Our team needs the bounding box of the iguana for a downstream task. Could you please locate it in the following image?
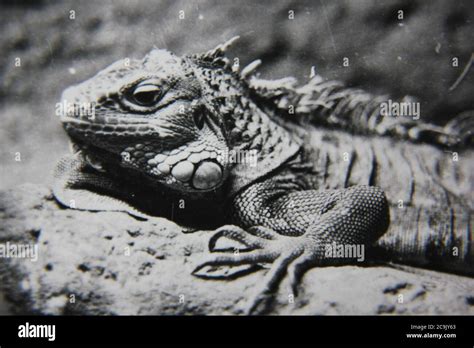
[53,37,473,314]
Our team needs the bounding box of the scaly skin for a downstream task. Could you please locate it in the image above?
[53,37,472,314]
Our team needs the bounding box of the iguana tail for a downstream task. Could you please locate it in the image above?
[372,205,474,277]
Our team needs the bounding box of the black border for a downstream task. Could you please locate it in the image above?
[0,315,472,346]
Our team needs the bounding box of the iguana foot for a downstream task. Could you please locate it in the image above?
[193,225,325,315]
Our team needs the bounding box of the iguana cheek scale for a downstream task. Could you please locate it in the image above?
[53,37,473,314]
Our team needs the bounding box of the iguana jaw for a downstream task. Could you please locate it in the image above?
[62,111,231,195]
[68,137,230,196]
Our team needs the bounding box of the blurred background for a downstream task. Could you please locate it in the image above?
[0,0,473,190]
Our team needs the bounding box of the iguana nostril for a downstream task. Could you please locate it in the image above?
[192,161,222,190]
[193,112,205,130]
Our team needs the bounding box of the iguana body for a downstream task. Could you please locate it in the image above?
[53,38,473,314]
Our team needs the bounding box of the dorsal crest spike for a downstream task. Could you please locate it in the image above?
[202,36,240,60]
[241,59,261,79]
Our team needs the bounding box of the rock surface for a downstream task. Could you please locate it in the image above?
[1,184,473,315]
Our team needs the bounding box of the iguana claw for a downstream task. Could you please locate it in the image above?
[193,225,325,315]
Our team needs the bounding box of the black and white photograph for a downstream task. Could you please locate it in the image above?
[0,0,473,345]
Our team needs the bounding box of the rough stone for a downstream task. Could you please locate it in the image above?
[0,184,472,315]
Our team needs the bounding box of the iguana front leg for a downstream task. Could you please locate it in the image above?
[194,179,390,314]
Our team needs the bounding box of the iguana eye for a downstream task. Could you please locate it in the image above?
[130,84,161,106]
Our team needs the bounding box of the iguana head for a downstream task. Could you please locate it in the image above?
[59,37,250,193]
